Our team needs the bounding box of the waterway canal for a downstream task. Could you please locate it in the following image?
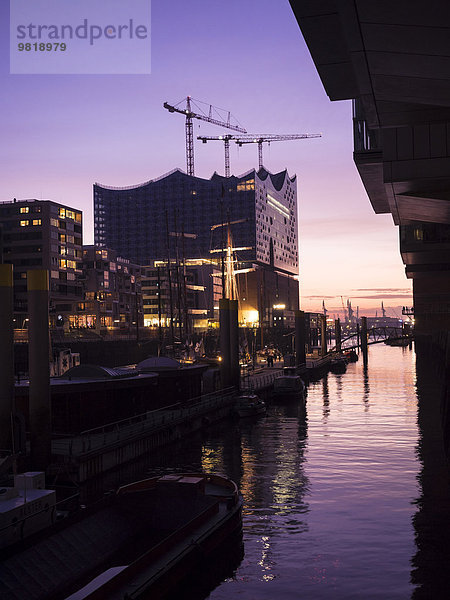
[144,343,450,599]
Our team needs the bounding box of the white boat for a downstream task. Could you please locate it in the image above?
[234,393,266,418]
[0,471,57,550]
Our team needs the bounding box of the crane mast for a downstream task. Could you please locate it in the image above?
[198,132,322,174]
[163,97,246,176]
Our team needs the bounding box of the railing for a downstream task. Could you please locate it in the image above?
[352,99,381,152]
[240,369,283,391]
[52,388,236,457]
[0,491,80,547]
[331,326,410,351]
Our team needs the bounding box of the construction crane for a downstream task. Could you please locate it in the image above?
[198,134,235,177]
[197,132,322,175]
[163,97,246,177]
[340,296,347,323]
[235,133,322,169]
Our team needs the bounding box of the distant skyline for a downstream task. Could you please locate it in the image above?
[0,0,412,316]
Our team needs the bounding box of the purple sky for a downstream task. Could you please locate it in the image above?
[0,0,412,317]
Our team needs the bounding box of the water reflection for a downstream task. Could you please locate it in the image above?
[209,345,421,599]
[362,362,369,410]
[322,372,330,422]
[411,347,450,599]
[79,344,450,599]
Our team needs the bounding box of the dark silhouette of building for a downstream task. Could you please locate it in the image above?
[290,0,450,335]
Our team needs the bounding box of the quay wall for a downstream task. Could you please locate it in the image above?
[51,391,235,485]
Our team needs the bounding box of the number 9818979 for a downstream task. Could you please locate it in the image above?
[18,42,67,51]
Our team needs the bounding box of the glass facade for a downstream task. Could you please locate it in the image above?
[93,167,299,277]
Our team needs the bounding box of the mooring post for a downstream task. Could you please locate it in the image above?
[219,298,231,389]
[229,299,240,390]
[28,270,51,471]
[295,310,306,366]
[361,316,368,365]
[356,322,361,352]
[321,314,327,357]
[335,318,341,352]
[0,264,14,453]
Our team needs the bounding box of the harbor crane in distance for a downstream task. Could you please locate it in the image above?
[163,97,246,177]
[341,296,347,323]
[197,132,322,175]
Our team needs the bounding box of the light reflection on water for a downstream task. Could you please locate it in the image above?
[201,344,449,600]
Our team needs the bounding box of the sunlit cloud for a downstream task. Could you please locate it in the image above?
[351,288,412,300]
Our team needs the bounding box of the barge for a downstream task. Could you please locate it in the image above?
[0,473,243,600]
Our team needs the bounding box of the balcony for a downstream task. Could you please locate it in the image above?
[352,100,390,214]
[400,223,450,277]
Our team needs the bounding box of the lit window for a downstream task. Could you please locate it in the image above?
[59,208,66,218]
[59,259,67,268]
[20,220,29,227]
[67,260,76,269]
[32,219,41,226]
[66,210,75,220]
[414,227,423,242]
[51,218,59,227]
[20,207,29,214]
[75,213,82,223]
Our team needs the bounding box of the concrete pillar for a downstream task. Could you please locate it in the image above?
[361,316,368,365]
[321,314,327,357]
[294,310,306,366]
[219,298,231,389]
[229,299,240,390]
[28,270,51,471]
[335,318,341,352]
[0,264,14,453]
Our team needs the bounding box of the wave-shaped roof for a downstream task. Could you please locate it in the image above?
[95,167,296,192]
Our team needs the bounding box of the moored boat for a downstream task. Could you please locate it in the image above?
[234,393,266,418]
[344,349,358,362]
[272,368,306,400]
[384,337,410,347]
[0,473,243,600]
[330,354,348,374]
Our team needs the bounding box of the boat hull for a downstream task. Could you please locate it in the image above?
[0,474,243,600]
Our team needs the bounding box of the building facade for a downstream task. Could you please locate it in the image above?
[290,0,450,334]
[94,167,300,328]
[74,246,143,331]
[0,199,83,326]
[141,259,218,331]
